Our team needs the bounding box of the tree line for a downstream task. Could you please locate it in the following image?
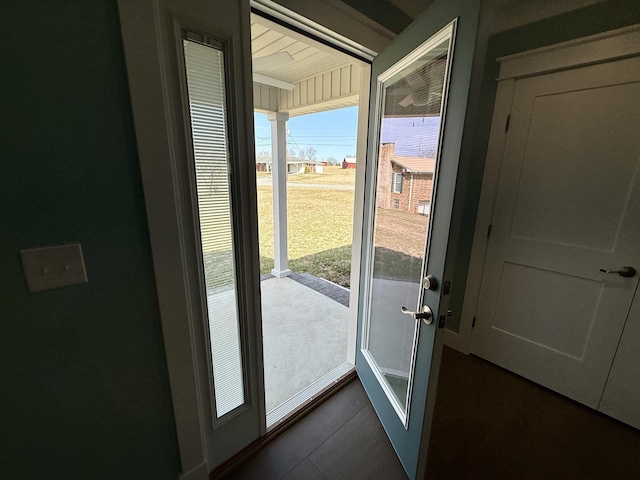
[255,146,343,165]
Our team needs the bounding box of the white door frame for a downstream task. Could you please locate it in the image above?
[455,24,640,354]
[118,1,376,478]
[348,63,372,364]
[118,2,264,478]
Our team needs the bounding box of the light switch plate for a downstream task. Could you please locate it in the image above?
[21,243,88,292]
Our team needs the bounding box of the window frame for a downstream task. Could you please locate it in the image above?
[392,172,404,193]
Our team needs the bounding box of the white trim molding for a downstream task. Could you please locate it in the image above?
[251,0,381,60]
[117,1,209,475]
[497,24,640,80]
[179,462,209,480]
[455,78,515,355]
[253,73,296,90]
[347,62,371,366]
[443,328,460,351]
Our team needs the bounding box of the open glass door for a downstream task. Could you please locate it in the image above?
[356,1,481,478]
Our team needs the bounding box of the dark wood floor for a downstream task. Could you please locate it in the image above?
[224,378,406,480]
[427,347,640,479]
[225,347,640,479]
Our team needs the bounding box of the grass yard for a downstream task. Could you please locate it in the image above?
[371,208,429,282]
[283,165,356,185]
[256,182,428,287]
[202,167,427,290]
[257,185,355,287]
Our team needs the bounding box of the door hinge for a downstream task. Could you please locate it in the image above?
[487,224,492,238]
[505,114,511,133]
[472,316,476,328]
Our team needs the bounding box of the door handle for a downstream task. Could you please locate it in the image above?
[401,305,433,325]
[599,266,637,278]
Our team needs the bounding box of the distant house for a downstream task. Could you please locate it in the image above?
[256,157,324,174]
[342,156,357,169]
[376,143,434,215]
[287,157,324,174]
[256,159,271,172]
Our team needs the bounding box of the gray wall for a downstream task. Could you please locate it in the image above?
[0,1,181,478]
[447,0,640,332]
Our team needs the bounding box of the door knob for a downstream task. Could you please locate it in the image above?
[401,305,433,325]
[599,266,636,278]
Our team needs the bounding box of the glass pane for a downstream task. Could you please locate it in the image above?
[364,37,451,415]
[183,39,245,418]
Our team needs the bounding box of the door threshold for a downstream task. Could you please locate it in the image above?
[267,361,355,429]
[210,364,356,479]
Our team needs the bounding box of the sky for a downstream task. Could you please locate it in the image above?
[254,106,442,161]
[254,107,359,161]
[381,116,441,158]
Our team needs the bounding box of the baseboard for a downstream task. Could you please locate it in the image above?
[444,328,461,351]
[180,462,208,480]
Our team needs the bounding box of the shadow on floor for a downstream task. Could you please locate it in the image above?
[224,347,640,479]
[427,347,640,480]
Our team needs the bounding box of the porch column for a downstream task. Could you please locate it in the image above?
[267,111,291,278]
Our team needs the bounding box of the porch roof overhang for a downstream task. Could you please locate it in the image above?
[251,13,368,117]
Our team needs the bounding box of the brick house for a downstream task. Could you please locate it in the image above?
[376,143,434,215]
[342,156,357,169]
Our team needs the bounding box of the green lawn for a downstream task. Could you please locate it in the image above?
[257,185,355,287]
[286,165,356,185]
[202,167,425,290]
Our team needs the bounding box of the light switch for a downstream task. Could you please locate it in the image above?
[21,243,88,292]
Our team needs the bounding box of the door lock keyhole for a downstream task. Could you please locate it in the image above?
[422,274,438,291]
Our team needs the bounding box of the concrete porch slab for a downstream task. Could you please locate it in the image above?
[261,276,349,412]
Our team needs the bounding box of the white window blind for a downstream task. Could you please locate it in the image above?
[183,39,245,418]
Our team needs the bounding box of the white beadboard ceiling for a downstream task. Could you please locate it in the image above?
[251,14,355,84]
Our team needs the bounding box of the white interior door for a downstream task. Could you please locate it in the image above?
[472,55,640,408]
[118,1,264,478]
[356,0,482,478]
